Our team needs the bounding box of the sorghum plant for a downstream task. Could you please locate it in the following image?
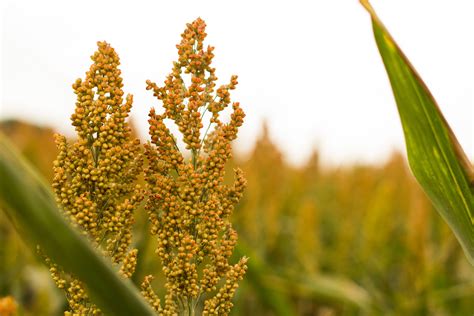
[47,41,143,315]
[143,18,248,315]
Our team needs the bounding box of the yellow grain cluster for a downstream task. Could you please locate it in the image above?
[143,18,247,315]
[48,41,143,315]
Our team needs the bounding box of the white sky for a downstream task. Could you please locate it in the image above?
[1,0,473,166]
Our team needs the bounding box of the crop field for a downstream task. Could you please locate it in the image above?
[1,2,473,315]
[1,119,472,315]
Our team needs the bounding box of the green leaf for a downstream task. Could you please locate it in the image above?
[361,1,474,264]
[263,273,371,311]
[0,133,155,316]
[235,241,371,313]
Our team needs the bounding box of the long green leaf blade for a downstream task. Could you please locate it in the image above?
[361,1,474,264]
[263,273,371,311]
[0,133,155,315]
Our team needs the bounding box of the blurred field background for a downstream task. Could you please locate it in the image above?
[1,119,473,316]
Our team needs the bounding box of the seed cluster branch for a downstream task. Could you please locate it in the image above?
[44,18,247,316]
[47,42,144,315]
[143,18,248,316]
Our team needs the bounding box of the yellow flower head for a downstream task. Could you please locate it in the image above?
[144,18,247,315]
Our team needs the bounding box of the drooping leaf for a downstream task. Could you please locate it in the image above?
[0,133,155,316]
[264,272,371,311]
[361,1,474,264]
[235,241,371,313]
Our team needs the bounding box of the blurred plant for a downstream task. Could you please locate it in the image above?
[143,18,248,315]
[46,41,144,314]
[0,296,17,316]
[231,122,473,315]
[235,122,288,255]
[0,121,57,180]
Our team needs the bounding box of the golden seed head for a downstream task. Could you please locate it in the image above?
[145,18,247,313]
[49,41,143,315]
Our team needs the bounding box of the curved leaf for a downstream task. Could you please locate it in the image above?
[263,273,371,311]
[361,1,474,264]
[0,133,155,315]
[235,241,371,313]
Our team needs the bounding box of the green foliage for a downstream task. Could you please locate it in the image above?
[362,0,474,264]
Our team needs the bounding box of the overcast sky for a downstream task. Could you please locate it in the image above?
[1,0,473,166]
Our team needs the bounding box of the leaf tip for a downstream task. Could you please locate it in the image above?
[359,0,374,15]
